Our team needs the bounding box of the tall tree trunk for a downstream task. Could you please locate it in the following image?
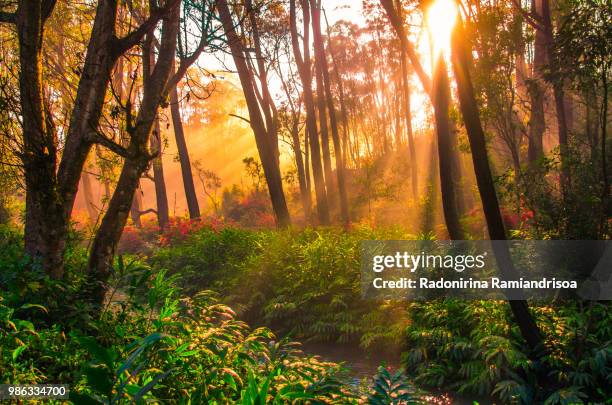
[130,185,143,227]
[400,50,418,197]
[432,56,464,240]
[322,8,352,171]
[114,55,143,228]
[170,85,200,219]
[450,119,467,215]
[88,3,181,305]
[291,120,312,221]
[527,0,546,164]
[314,58,335,209]
[151,118,170,229]
[16,0,66,279]
[218,0,291,227]
[450,17,545,354]
[310,0,349,226]
[543,0,570,193]
[421,140,439,234]
[289,0,329,224]
[601,70,609,237]
[89,156,151,305]
[304,125,312,196]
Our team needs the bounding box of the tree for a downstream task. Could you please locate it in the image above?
[85,0,217,304]
[194,161,221,214]
[289,0,330,225]
[432,55,464,240]
[275,59,313,220]
[380,0,464,239]
[0,0,181,279]
[310,0,350,227]
[450,13,544,355]
[171,84,200,219]
[217,0,291,228]
[151,117,170,229]
[88,2,182,305]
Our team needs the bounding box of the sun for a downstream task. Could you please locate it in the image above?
[426,0,458,57]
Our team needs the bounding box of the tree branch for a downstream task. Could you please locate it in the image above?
[510,0,545,32]
[229,113,251,124]
[114,0,181,56]
[42,0,57,22]
[379,0,432,97]
[90,133,131,158]
[138,208,157,216]
[165,34,208,92]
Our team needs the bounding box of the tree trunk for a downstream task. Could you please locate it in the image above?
[432,56,464,240]
[218,0,291,227]
[151,118,170,229]
[602,72,608,193]
[170,85,200,219]
[15,0,66,279]
[114,55,143,228]
[310,0,349,227]
[130,185,143,227]
[539,0,570,192]
[450,18,545,354]
[322,8,352,174]
[527,0,546,164]
[314,55,336,208]
[88,3,181,305]
[400,49,418,197]
[89,156,151,305]
[304,124,312,196]
[291,120,312,221]
[289,0,330,224]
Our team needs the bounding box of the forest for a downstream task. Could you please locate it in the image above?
[0,0,610,403]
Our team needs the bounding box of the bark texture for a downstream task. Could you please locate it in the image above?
[450,18,544,354]
[88,3,181,305]
[218,0,291,227]
[289,0,330,224]
[170,85,200,219]
[310,0,349,227]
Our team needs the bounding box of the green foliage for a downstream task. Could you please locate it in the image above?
[1,242,356,403]
[497,146,610,239]
[153,226,411,350]
[151,227,259,293]
[403,300,612,404]
[367,366,421,405]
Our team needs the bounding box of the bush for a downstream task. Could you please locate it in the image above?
[1,254,361,403]
[151,226,259,293]
[402,299,612,404]
[151,225,412,350]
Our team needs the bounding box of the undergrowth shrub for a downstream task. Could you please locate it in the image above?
[151,227,259,293]
[1,246,361,403]
[403,299,612,404]
[150,225,412,350]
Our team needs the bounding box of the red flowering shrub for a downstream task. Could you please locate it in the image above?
[118,225,150,254]
[159,216,229,246]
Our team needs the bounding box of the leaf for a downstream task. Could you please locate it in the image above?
[20,303,48,313]
[12,344,27,360]
[133,369,174,401]
[83,365,114,397]
[77,336,115,369]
